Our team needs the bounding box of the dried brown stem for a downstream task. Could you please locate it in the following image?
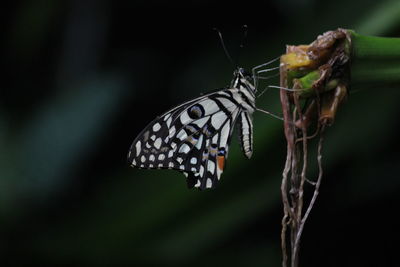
[279,29,349,267]
[291,95,308,267]
[280,61,294,267]
[281,152,291,267]
[293,127,325,260]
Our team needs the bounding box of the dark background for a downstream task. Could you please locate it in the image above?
[2,0,400,266]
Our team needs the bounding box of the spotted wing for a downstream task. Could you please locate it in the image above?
[127,89,243,190]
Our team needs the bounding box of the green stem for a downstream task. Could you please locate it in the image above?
[350,31,400,86]
[350,31,400,59]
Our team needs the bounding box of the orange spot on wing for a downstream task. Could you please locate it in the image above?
[217,156,225,170]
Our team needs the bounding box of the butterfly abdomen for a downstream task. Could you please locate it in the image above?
[238,111,254,159]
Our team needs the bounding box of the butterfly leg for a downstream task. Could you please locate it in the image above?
[252,56,281,89]
[256,108,284,121]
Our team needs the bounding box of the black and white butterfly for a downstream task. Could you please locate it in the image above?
[127,66,268,190]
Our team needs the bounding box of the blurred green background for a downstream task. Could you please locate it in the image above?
[1,0,400,266]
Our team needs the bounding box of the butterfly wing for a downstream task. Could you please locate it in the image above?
[127,89,243,189]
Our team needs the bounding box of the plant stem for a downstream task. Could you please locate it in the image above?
[279,29,400,267]
[350,31,400,59]
[350,31,400,86]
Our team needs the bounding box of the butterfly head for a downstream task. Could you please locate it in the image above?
[231,67,256,94]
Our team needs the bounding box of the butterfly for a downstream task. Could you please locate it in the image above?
[127,67,258,190]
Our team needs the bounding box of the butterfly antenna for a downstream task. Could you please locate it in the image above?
[239,25,248,49]
[235,24,248,64]
[214,28,235,67]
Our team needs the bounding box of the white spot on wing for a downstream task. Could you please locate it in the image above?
[166,116,172,127]
[190,157,197,164]
[192,117,209,128]
[207,160,215,174]
[149,154,155,161]
[206,178,212,188]
[164,113,171,121]
[219,121,230,147]
[141,155,146,163]
[178,144,190,154]
[212,134,219,143]
[199,165,204,177]
[169,126,176,138]
[176,129,187,141]
[168,150,174,158]
[211,113,227,129]
[152,123,161,132]
[199,99,219,115]
[154,138,162,149]
[180,111,191,124]
[135,141,141,157]
[158,154,165,161]
[195,134,203,149]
